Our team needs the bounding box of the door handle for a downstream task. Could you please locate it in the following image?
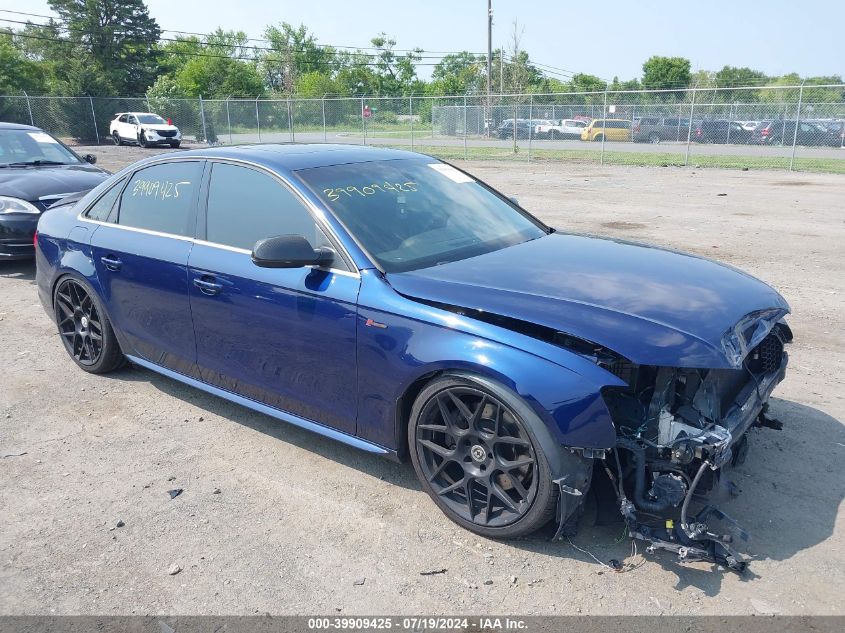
[193,277,222,296]
[100,255,122,271]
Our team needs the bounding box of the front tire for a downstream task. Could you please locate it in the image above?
[169,140,181,148]
[408,375,558,538]
[54,277,124,374]
[648,133,661,144]
[138,131,148,148]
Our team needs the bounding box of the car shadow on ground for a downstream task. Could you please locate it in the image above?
[0,260,35,281]
[109,362,844,594]
[110,363,421,491]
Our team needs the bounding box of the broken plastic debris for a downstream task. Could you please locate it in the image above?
[419,569,447,576]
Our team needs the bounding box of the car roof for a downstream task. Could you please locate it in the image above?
[137,143,429,172]
[114,112,160,117]
[0,121,42,131]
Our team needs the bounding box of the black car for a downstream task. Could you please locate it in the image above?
[0,123,109,260]
[753,120,837,146]
[496,119,534,139]
[692,120,754,144]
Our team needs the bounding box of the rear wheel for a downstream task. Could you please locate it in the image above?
[408,375,558,538]
[648,133,661,144]
[593,134,604,142]
[54,277,124,374]
[111,131,122,146]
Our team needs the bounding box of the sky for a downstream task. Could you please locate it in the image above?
[14,0,845,81]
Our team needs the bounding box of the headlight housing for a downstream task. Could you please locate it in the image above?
[0,196,40,214]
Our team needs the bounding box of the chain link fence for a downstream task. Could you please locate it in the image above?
[2,85,843,173]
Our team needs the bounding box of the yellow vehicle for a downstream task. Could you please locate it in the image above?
[580,118,632,142]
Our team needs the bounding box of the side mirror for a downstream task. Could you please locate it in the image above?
[251,234,334,269]
[83,154,97,164]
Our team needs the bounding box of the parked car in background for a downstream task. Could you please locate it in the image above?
[496,119,536,139]
[827,120,845,146]
[753,120,835,146]
[35,144,791,573]
[0,123,108,260]
[632,117,691,143]
[692,120,754,144]
[531,119,555,135]
[580,119,631,142]
[809,120,845,146]
[536,119,588,139]
[109,112,182,148]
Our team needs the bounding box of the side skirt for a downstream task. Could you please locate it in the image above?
[125,354,392,457]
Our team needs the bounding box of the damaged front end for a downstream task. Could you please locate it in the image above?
[592,321,792,572]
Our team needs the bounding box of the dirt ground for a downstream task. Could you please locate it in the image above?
[1,144,843,616]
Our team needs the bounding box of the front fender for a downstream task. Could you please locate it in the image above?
[355,271,621,451]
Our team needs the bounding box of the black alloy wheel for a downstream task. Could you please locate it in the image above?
[410,377,557,537]
[54,278,124,373]
[112,131,122,146]
[55,278,103,366]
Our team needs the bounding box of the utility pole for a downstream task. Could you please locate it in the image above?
[500,47,504,93]
[487,1,492,98]
[487,0,492,137]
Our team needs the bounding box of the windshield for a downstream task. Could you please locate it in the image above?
[137,114,167,124]
[297,159,548,273]
[0,129,81,166]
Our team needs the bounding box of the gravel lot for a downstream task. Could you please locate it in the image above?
[1,144,843,616]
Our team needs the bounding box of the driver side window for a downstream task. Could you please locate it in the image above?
[204,163,350,271]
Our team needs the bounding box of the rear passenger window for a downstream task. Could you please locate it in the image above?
[84,177,126,221]
[118,161,202,236]
[205,163,343,266]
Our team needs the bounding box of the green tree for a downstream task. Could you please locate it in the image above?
[641,56,691,90]
[713,66,767,102]
[0,33,45,94]
[262,23,335,94]
[569,73,606,93]
[47,0,161,95]
[369,33,423,95]
[154,31,265,98]
[431,52,484,94]
[295,71,344,97]
[334,50,378,95]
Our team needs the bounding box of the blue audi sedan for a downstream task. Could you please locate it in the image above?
[35,145,790,570]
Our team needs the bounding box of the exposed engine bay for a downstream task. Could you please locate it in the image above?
[559,321,793,572]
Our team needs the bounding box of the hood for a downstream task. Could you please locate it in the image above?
[386,233,789,369]
[0,164,109,205]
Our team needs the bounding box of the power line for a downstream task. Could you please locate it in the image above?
[0,28,455,68]
[0,9,488,57]
[0,10,600,82]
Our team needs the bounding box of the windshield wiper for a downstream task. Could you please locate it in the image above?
[7,160,70,167]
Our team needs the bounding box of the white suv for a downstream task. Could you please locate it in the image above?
[109,112,182,148]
